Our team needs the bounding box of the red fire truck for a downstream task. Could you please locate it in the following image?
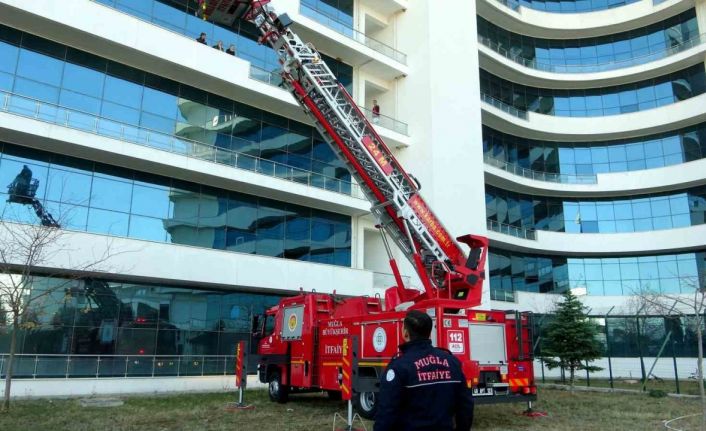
[216,0,537,419]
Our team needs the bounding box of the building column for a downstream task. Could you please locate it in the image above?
[696,0,706,70]
[394,1,490,305]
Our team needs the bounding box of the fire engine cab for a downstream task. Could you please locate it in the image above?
[206,0,537,420]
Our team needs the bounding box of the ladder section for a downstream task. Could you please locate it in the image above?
[242,4,487,304]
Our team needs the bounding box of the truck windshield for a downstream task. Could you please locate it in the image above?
[264,314,276,336]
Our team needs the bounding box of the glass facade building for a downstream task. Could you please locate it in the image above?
[483,124,706,176]
[0,275,283,377]
[94,0,354,91]
[490,249,706,296]
[506,0,640,13]
[486,184,706,234]
[479,65,706,116]
[0,24,354,189]
[0,142,352,266]
[301,0,354,26]
[478,10,698,70]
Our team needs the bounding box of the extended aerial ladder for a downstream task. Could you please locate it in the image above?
[6,165,60,228]
[222,0,488,306]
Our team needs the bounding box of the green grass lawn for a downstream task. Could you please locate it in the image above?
[0,388,701,431]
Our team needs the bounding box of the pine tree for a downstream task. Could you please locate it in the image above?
[541,290,603,390]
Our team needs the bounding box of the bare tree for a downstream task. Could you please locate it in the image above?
[635,273,706,431]
[0,215,129,412]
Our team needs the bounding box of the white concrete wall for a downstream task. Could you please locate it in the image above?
[0,0,409,148]
[477,0,694,38]
[394,0,490,304]
[485,157,706,198]
[488,224,706,256]
[483,93,706,142]
[535,358,705,382]
[491,290,701,316]
[1,375,265,399]
[0,222,375,297]
[0,111,370,217]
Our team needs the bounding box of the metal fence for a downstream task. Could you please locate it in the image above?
[480,93,529,119]
[533,313,706,395]
[487,219,537,240]
[484,154,598,184]
[478,33,706,74]
[0,354,238,379]
[299,4,407,64]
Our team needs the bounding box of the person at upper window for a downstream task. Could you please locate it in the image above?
[213,40,225,51]
[196,32,207,44]
[226,44,237,56]
[372,100,380,124]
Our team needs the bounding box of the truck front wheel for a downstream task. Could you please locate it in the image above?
[268,371,289,403]
[352,391,377,420]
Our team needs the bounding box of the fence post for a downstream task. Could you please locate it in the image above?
[541,360,545,383]
[604,307,615,389]
[672,337,680,394]
[635,316,647,391]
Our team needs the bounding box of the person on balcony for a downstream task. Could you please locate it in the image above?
[372,100,380,124]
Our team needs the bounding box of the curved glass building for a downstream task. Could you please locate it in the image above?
[0,0,703,396]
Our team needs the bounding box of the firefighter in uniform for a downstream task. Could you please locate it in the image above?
[374,310,474,431]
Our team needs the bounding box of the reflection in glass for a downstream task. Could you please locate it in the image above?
[486,185,706,234]
[480,64,706,117]
[491,250,706,297]
[0,141,352,267]
[484,124,706,176]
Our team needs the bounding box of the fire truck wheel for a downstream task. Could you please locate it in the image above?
[268,371,289,403]
[352,391,377,420]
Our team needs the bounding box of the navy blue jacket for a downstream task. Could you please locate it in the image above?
[373,339,474,431]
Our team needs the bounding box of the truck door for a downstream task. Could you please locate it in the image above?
[282,305,310,388]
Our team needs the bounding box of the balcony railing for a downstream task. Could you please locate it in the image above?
[249,65,284,87]
[487,219,537,240]
[249,65,409,136]
[484,154,598,184]
[490,289,517,302]
[0,91,364,199]
[299,4,407,65]
[493,0,521,10]
[358,106,409,136]
[0,354,238,379]
[480,93,528,119]
[491,0,640,13]
[479,34,706,74]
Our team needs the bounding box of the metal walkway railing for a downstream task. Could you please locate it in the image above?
[0,91,364,199]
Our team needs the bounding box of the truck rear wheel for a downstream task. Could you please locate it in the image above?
[268,371,289,403]
[352,391,377,420]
